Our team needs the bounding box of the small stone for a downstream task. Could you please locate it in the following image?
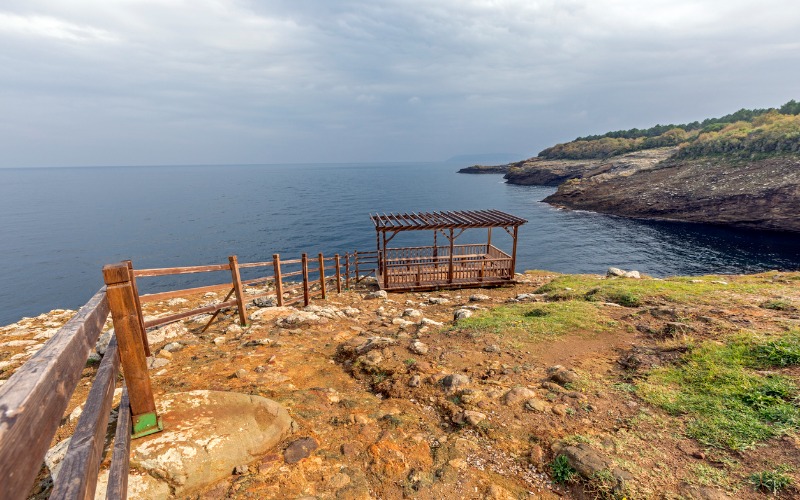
[213,336,226,346]
[419,318,443,327]
[157,349,173,360]
[453,309,473,321]
[343,307,360,317]
[69,405,83,423]
[469,294,490,302]
[403,309,423,318]
[484,344,500,353]
[234,368,249,379]
[233,464,249,475]
[243,338,273,347]
[284,437,318,464]
[441,374,470,391]
[365,290,388,300]
[552,404,568,416]
[408,375,421,387]
[548,366,580,386]
[340,443,357,456]
[167,297,189,306]
[146,357,170,370]
[328,472,351,489]
[409,341,429,355]
[252,296,278,308]
[163,342,184,352]
[428,297,450,305]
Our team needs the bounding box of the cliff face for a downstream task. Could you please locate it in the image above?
[542,154,800,232]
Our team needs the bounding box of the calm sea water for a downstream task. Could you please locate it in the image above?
[1,162,799,325]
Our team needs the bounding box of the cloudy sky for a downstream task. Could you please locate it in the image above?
[1,0,799,167]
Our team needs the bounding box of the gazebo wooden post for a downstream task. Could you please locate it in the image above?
[382,231,388,289]
[487,228,492,251]
[433,230,438,272]
[510,226,519,278]
[448,228,455,283]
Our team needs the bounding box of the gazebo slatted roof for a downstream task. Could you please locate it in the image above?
[371,210,527,232]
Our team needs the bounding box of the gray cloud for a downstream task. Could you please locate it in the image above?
[1,0,798,166]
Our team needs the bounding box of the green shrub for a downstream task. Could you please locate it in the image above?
[549,455,577,484]
[748,467,793,494]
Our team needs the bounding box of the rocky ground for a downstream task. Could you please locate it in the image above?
[3,270,800,499]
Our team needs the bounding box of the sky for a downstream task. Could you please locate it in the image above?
[1,0,799,167]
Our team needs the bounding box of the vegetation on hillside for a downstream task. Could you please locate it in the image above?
[539,100,800,160]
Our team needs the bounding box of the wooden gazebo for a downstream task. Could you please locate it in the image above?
[371,210,527,291]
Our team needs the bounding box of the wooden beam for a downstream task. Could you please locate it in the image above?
[138,282,231,303]
[106,386,131,500]
[228,255,247,326]
[144,299,237,329]
[102,263,158,433]
[318,253,326,300]
[125,261,150,357]
[133,263,230,277]
[200,288,236,333]
[335,254,342,293]
[0,288,108,500]
[51,337,120,500]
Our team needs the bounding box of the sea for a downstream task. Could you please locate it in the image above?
[1,162,799,325]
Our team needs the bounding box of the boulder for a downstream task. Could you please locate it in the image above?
[276,311,322,328]
[469,294,490,302]
[365,290,388,300]
[130,391,292,496]
[95,330,114,356]
[442,374,470,392]
[148,322,188,345]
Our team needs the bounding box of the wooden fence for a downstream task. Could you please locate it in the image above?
[0,249,381,499]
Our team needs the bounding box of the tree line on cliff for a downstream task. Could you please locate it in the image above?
[539,100,800,160]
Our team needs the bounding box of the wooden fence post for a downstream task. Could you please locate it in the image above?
[344,252,350,289]
[301,254,310,306]
[228,255,247,326]
[102,263,161,439]
[318,253,326,300]
[273,254,284,307]
[124,260,150,357]
[334,254,342,293]
[354,250,360,283]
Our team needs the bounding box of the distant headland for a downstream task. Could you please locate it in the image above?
[460,100,800,233]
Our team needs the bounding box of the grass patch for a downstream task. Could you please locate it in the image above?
[748,466,793,495]
[637,331,800,450]
[760,299,797,312]
[535,274,778,307]
[456,301,614,339]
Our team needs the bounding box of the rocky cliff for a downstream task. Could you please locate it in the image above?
[542,154,800,232]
